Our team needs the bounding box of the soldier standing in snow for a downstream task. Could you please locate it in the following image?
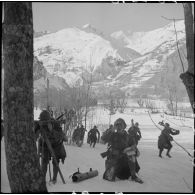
[72,124,86,147]
[102,118,143,183]
[158,122,180,158]
[72,125,80,144]
[128,119,142,145]
[35,110,67,184]
[80,124,87,142]
[87,125,100,148]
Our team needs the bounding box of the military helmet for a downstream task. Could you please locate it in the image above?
[39,110,51,121]
[165,123,170,127]
[114,118,127,129]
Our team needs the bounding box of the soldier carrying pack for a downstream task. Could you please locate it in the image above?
[158,121,180,158]
[102,118,143,184]
[35,110,67,184]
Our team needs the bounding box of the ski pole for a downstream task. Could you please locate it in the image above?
[173,139,193,158]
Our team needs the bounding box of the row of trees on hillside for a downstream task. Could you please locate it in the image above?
[137,95,186,116]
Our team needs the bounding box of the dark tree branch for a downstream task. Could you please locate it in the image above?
[161,16,185,72]
[173,19,185,73]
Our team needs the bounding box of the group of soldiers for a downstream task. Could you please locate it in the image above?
[100,118,179,184]
[1,109,180,185]
[72,124,100,148]
[34,110,102,184]
[101,118,143,183]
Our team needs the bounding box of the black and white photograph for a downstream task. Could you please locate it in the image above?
[1,1,194,193]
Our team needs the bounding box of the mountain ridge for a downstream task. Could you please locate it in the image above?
[33,20,188,100]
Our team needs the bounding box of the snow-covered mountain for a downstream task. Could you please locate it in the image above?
[109,20,187,97]
[111,20,185,55]
[33,56,69,93]
[82,24,141,61]
[33,20,188,99]
[34,26,126,87]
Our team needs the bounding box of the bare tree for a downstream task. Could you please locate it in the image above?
[116,97,127,113]
[70,86,84,125]
[104,92,118,125]
[66,77,97,143]
[144,99,158,113]
[83,74,93,129]
[3,2,47,192]
[83,53,95,129]
[164,62,181,116]
[166,84,179,115]
[137,96,144,108]
[180,3,194,113]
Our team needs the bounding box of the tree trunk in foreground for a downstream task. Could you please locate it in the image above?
[180,3,194,113]
[3,2,47,192]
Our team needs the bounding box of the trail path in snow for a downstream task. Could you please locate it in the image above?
[1,136,193,193]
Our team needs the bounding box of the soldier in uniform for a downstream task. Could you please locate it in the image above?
[79,124,87,142]
[158,122,180,158]
[102,118,143,183]
[87,125,100,148]
[128,119,142,145]
[72,125,80,144]
[72,125,86,147]
[101,124,114,146]
[35,110,67,184]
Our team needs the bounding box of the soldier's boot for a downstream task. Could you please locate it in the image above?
[103,166,116,181]
[166,148,172,158]
[103,159,116,182]
[128,160,143,184]
[131,175,144,184]
[52,162,59,184]
[159,149,163,158]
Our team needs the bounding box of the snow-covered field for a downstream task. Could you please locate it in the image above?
[1,110,194,193]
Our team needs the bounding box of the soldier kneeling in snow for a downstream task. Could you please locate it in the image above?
[35,110,67,184]
[102,118,143,184]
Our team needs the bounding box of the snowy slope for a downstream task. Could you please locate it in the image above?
[34,27,122,76]
[111,30,132,46]
[33,56,69,93]
[82,24,141,61]
[111,20,185,55]
[105,20,187,95]
[34,20,187,98]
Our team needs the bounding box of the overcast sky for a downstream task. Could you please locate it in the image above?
[33,2,184,34]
